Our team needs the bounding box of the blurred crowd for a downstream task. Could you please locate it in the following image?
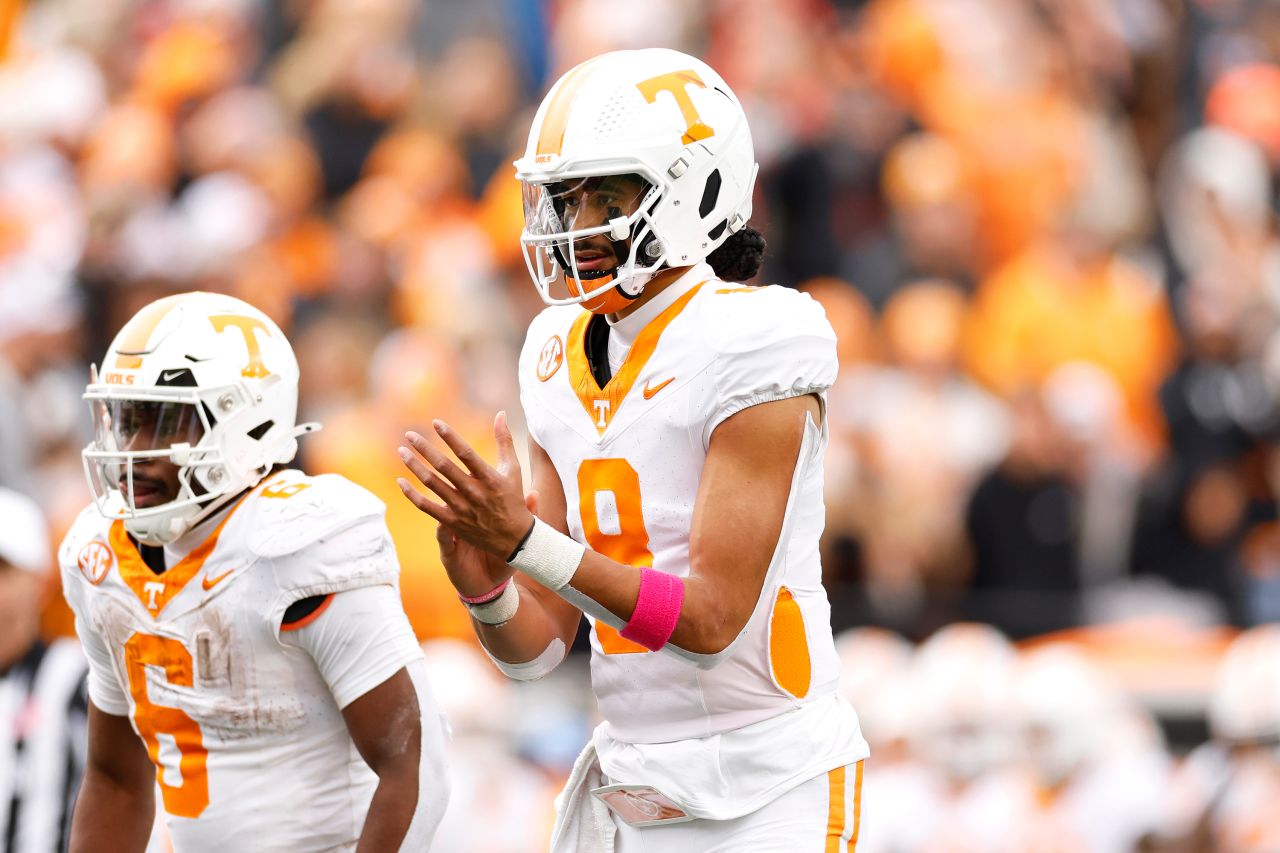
[2,0,1280,848]
[837,622,1280,853]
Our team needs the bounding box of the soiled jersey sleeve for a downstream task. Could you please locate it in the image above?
[71,611,130,715]
[60,551,130,716]
[280,584,424,709]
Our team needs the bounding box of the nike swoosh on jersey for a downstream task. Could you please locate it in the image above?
[201,568,235,591]
[642,377,675,400]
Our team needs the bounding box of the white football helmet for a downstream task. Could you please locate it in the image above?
[82,291,317,545]
[1011,645,1116,786]
[514,48,758,314]
[1208,625,1280,746]
[834,627,915,750]
[910,623,1018,783]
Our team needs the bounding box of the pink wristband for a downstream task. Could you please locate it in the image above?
[619,567,685,651]
[458,578,512,605]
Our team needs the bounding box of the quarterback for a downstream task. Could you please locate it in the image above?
[399,48,868,850]
[61,293,448,852]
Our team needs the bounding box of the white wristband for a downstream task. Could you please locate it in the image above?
[507,518,585,591]
[467,581,519,625]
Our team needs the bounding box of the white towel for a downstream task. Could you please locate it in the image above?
[550,737,617,853]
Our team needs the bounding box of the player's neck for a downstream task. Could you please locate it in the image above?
[608,266,692,322]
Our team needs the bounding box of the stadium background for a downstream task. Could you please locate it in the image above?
[1,0,1280,849]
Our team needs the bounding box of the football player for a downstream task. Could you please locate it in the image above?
[398,48,868,850]
[1160,626,1280,851]
[61,292,449,852]
[1004,645,1168,853]
[893,623,1022,852]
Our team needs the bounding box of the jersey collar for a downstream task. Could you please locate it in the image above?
[605,262,713,350]
[567,274,708,437]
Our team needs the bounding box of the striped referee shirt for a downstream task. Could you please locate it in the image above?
[0,639,88,853]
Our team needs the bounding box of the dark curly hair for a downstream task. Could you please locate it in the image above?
[706,225,766,282]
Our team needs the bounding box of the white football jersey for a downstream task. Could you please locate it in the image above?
[60,470,419,852]
[1185,750,1280,852]
[518,262,867,817]
[1003,757,1168,853]
[856,760,934,853]
[891,770,1024,853]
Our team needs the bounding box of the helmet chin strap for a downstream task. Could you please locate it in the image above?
[559,235,664,314]
[125,504,201,547]
[570,272,639,315]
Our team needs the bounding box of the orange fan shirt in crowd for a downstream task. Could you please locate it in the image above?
[923,85,1084,266]
[132,21,239,114]
[306,332,498,643]
[863,0,1089,266]
[964,244,1178,452]
[859,0,946,113]
[1206,63,1280,164]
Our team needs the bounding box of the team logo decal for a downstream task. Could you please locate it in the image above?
[537,335,564,382]
[209,314,273,378]
[78,541,114,585]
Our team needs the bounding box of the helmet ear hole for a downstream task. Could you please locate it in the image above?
[639,233,663,260]
[247,420,274,440]
[699,169,722,218]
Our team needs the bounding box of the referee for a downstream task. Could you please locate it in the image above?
[0,488,88,853]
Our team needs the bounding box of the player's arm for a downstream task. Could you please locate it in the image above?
[343,667,426,853]
[644,393,820,653]
[399,394,818,660]
[69,702,156,853]
[558,394,817,656]
[282,583,449,850]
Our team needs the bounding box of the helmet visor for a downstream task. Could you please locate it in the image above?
[92,398,206,454]
[522,173,653,237]
[521,173,661,304]
[84,397,208,510]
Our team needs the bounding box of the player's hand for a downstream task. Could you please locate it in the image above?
[433,491,538,599]
[397,411,536,560]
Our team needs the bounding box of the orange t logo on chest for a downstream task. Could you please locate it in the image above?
[593,399,611,428]
[637,70,715,145]
[209,315,272,378]
[143,580,165,610]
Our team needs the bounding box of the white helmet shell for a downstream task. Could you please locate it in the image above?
[1012,645,1116,786]
[834,627,915,749]
[909,623,1018,783]
[514,48,757,310]
[1208,625,1280,745]
[83,291,314,545]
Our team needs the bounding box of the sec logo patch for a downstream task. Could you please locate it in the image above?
[78,540,114,585]
[537,335,564,382]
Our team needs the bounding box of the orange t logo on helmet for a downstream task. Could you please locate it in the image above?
[209,315,273,378]
[636,70,715,144]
